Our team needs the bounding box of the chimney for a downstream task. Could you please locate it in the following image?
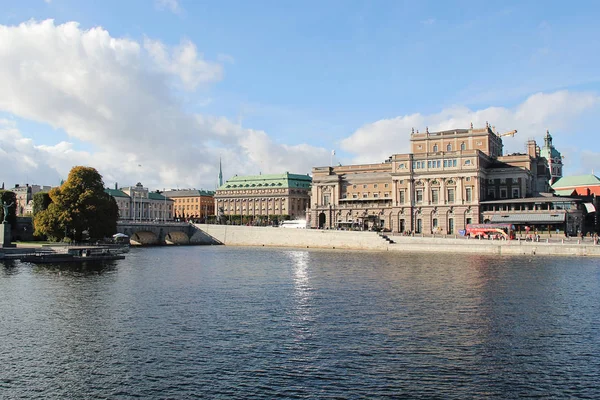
[526,140,537,158]
[115,182,118,190]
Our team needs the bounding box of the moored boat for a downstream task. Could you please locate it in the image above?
[21,246,125,263]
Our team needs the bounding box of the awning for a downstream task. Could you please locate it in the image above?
[489,213,565,224]
[584,203,596,213]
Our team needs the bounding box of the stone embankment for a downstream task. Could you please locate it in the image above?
[192,224,600,257]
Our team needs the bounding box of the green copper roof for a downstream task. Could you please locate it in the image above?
[219,173,312,191]
[148,192,170,201]
[105,188,129,198]
[553,189,576,196]
[552,174,600,188]
[163,189,215,197]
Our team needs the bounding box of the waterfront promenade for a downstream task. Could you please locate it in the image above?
[193,224,600,257]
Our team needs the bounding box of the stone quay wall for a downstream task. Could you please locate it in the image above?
[193,224,600,257]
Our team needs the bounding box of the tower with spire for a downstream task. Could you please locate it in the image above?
[540,129,563,185]
[218,157,223,188]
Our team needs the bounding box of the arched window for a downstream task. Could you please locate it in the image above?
[447,144,452,151]
[433,144,438,152]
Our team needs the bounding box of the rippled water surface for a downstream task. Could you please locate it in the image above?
[1,247,600,399]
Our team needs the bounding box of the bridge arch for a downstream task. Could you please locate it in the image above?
[165,231,190,245]
[130,231,159,246]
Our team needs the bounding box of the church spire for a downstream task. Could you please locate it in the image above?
[218,157,223,187]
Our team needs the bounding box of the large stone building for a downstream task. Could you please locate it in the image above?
[10,184,53,216]
[106,183,173,221]
[311,125,551,233]
[162,189,215,221]
[214,173,312,223]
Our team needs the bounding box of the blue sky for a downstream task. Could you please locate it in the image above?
[1,0,599,189]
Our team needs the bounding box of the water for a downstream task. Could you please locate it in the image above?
[1,247,600,399]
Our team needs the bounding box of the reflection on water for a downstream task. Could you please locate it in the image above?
[1,247,600,399]
[30,261,119,276]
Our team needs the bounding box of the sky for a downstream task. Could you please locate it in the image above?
[1,0,600,191]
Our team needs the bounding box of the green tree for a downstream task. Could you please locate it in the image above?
[32,192,52,216]
[34,166,119,242]
[0,190,17,226]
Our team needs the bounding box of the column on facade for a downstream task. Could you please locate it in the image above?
[440,179,446,204]
[392,179,398,206]
[457,177,463,204]
[424,179,430,204]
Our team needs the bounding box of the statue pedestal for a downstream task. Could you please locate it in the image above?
[1,223,15,248]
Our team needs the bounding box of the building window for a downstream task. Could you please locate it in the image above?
[363,193,368,198]
[416,189,423,203]
[500,188,507,199]
[431,189,439,204]
[447,188,455,203]
[488,189,496,199]
[448,218,454,234]
[385,183,389,188]
[323,195,330,206]
[433,144,438,152]
[342,194,347,199]
[461,142,466,151]
[384,193,389,198]
[432,218,438,230]
[363,184,367,189]
[447,144,452,151]
[352,194,358,199]
[374,184,378,188]
[466,217,472,225]
[465,160,471,166]
[512,188,520,198]
[465,187,472,202]
[373,193,379,198]
[399,190,405,204]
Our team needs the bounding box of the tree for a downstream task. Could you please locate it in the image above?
[0,190,17,226]
[34,166,119,242]
[32,192,52,216]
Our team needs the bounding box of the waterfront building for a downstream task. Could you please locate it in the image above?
[162,189,215,221]
[551,174,600,233]
[539,130,564,185]
[10,184,53,216]
[107,183,173,222]
[214,173,312,223]
[311,125,552,233]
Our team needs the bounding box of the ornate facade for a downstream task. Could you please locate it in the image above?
[107,183,173,221]
[311,125,551,233]
[214,173,311,221]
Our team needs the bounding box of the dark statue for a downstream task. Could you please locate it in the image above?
[2,201,14,224]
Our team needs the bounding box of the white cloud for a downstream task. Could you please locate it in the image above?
[155,0,182,15]
[144,37,223,90]
[0,19,323,190]
[341,90,600,165]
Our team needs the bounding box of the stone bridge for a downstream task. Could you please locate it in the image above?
[117,221,222,246]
